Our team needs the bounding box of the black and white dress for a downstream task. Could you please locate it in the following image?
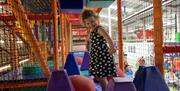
[89,26,117,77]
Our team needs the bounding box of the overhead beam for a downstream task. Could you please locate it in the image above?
[163,46,180,53]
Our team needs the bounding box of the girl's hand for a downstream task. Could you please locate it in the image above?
[108,47,116,54]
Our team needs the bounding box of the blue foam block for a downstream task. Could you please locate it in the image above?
[64,53,80,75]
[133,66,170,91]
[60,0,83,13]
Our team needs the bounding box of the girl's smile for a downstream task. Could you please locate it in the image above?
[84,16,99,31]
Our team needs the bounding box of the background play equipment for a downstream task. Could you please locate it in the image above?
[48,21,53,48]
[48,21,52,42]
[34,21,39,41]
[41,21,46,42]
[22,66,42,79]
[58,18,61,42]
[176,32,180,43]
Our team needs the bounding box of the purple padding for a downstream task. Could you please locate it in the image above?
[80,52,90,71]
[47,69,75,91]
[106,78,136,91]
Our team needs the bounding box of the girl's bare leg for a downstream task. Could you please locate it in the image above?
[95,77,108,91]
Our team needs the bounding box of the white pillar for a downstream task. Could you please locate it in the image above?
[126,26,128,41]
[108,8,112,37]
[177,7,180,32]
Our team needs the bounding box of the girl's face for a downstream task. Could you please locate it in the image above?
[84,16,99,30]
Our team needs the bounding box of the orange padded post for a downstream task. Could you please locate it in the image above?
[153,0,164,76]
[117,0,124,72]
[52,0,59,71]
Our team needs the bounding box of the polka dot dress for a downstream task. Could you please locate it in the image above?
[89,26,117,77]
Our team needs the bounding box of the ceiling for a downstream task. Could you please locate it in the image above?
[99,0,180,36]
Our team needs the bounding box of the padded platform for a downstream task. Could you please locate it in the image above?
[106,77,136,91]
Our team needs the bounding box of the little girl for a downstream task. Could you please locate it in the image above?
[82,9,117,91]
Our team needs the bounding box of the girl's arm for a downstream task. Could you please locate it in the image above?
[97,27,116,54]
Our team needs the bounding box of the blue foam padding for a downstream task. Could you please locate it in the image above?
[133,66,170,91]
[47,69,75,91]
[60,0,83,13]
[60,0,83,9]
[133,66,145,91]
[64,53,80,76]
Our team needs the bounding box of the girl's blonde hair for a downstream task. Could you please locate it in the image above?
[81,9,98,21]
